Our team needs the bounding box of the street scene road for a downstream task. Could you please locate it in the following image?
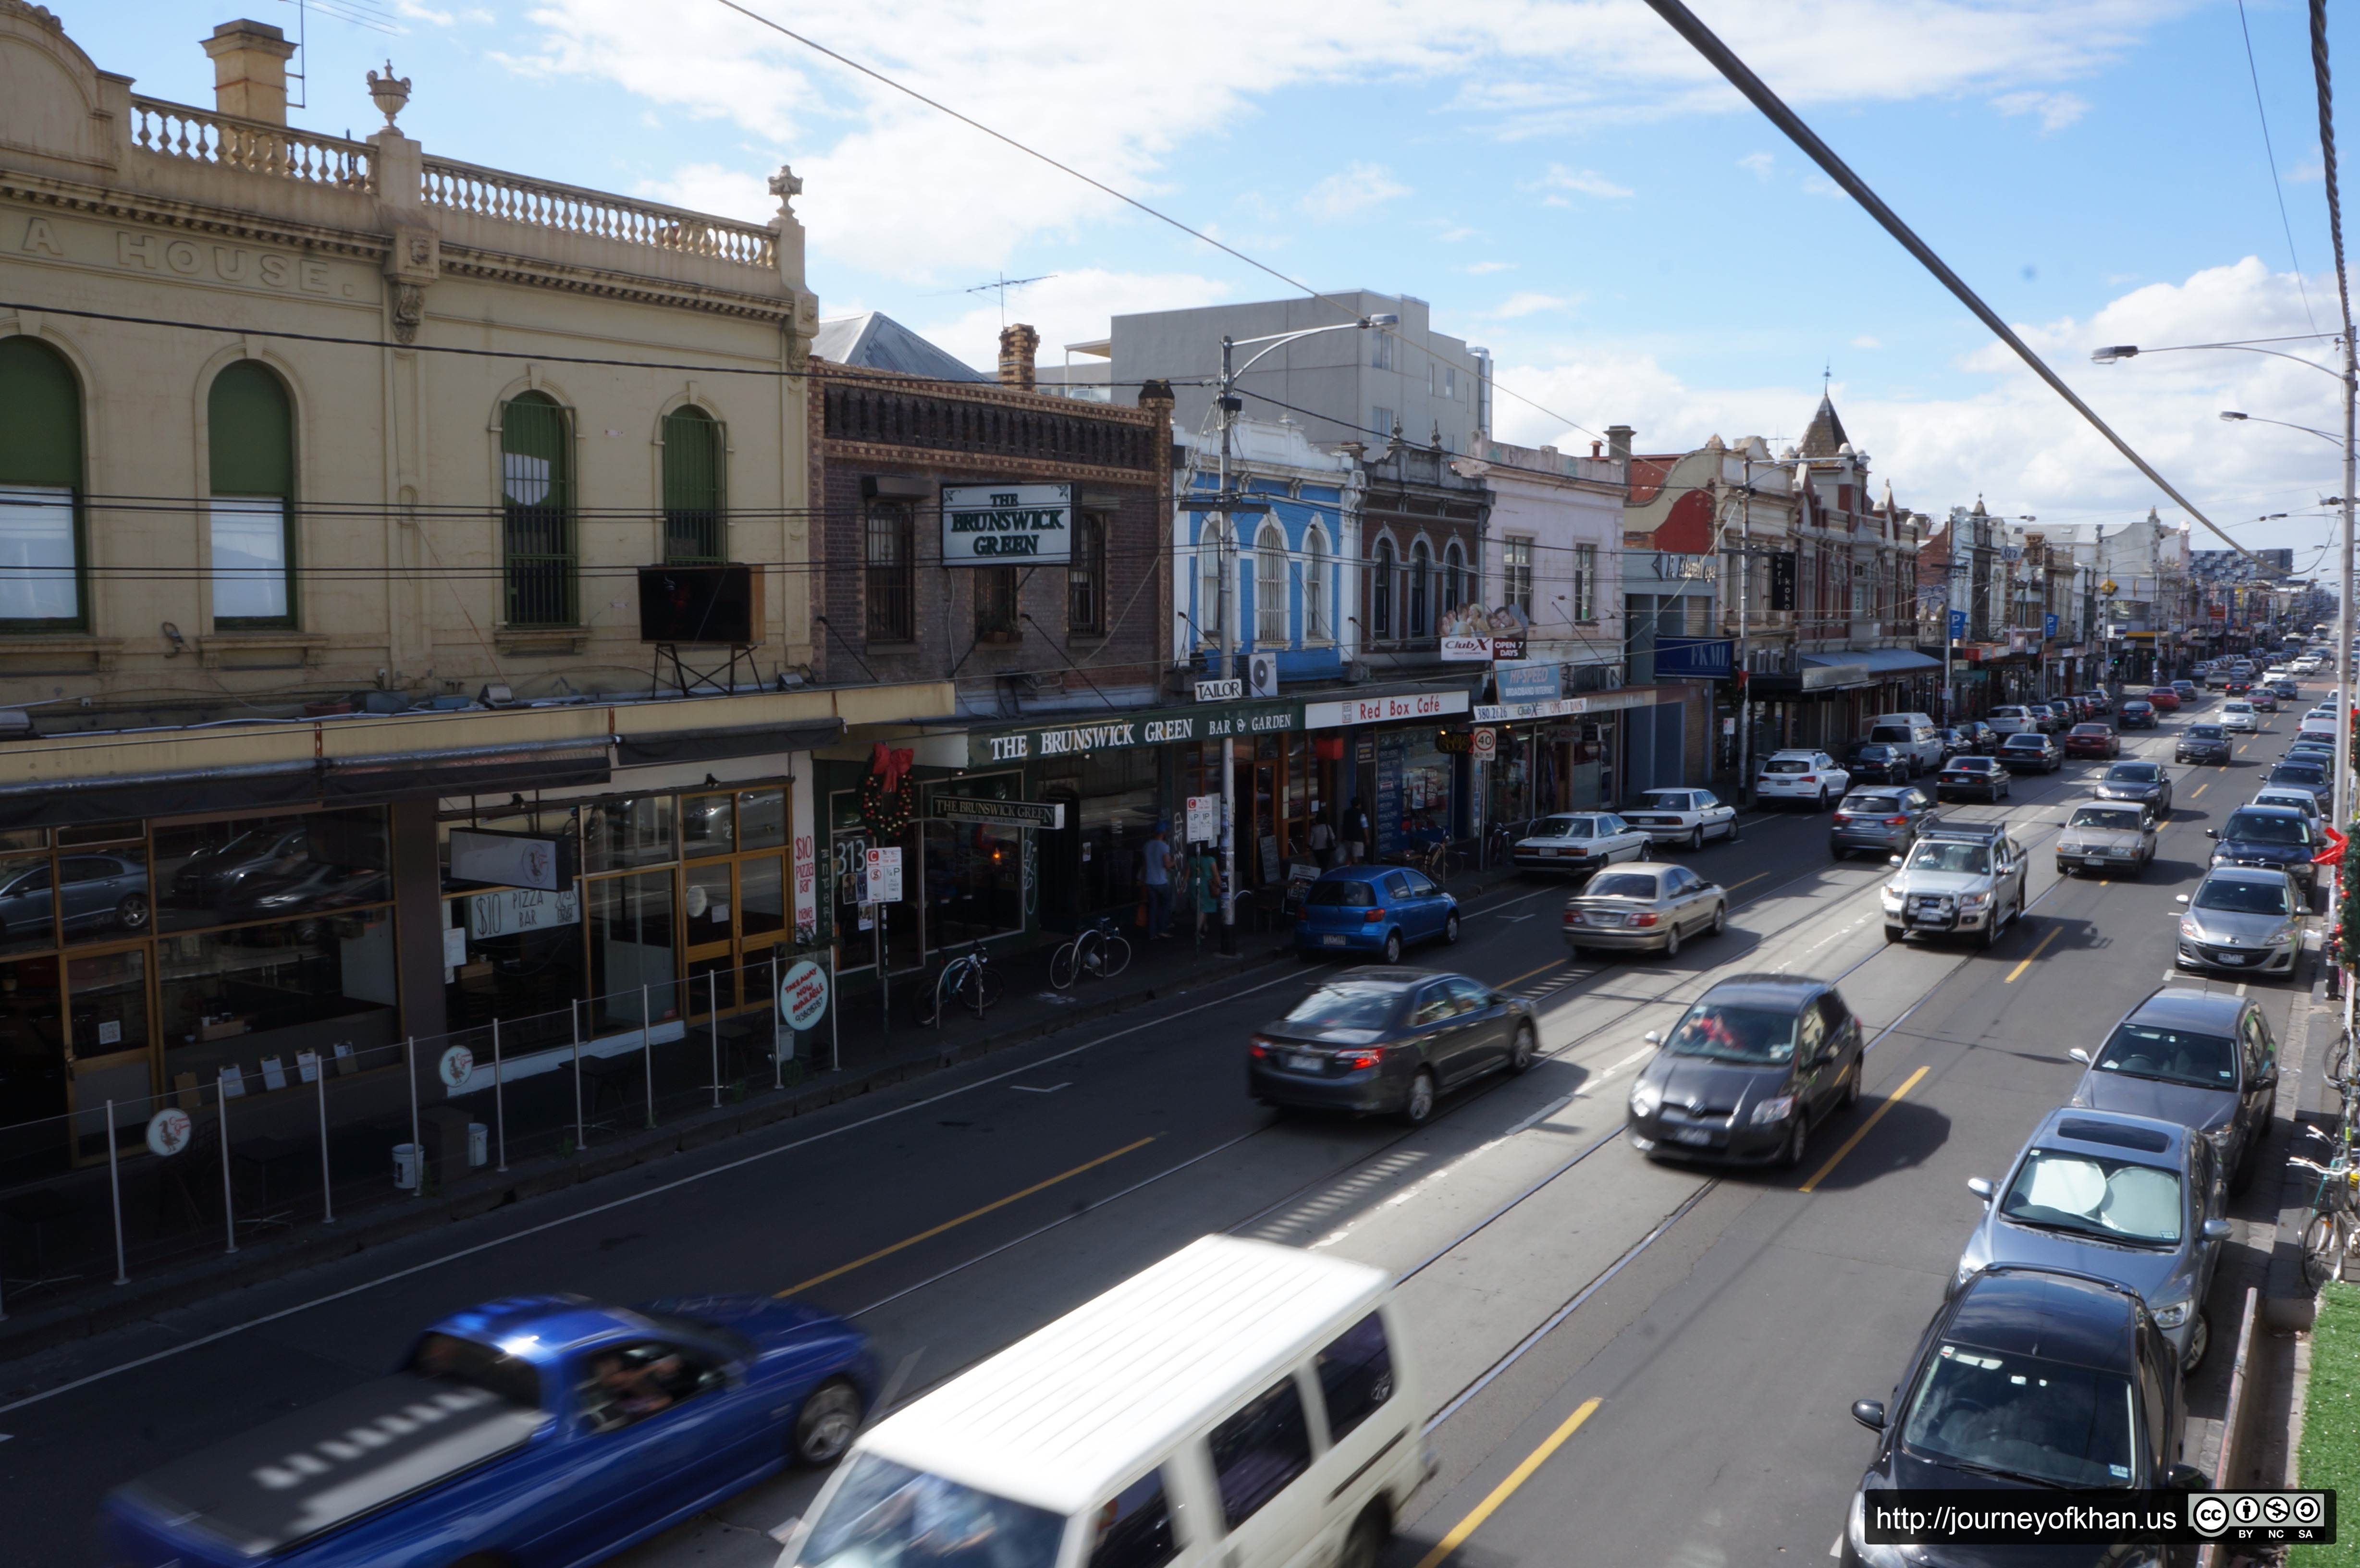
[0,681,2322,1567]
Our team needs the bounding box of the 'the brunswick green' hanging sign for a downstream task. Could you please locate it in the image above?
[940,482,1072,564]
[969,697,1302,766]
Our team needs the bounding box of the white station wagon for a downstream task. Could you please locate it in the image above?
[1619,788,1739,851]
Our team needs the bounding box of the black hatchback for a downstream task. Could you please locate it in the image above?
[1625,973,1865,1167]
[1250,967,1539,1126]
[1841,1267,2208,1568]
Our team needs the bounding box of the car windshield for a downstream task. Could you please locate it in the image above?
[1906,842,1990,875]
[2223,813,2308,845]
[1641,792,1690,809]
[2001,1149,2183,1246]
[796,1453,1066,1568]
[1587,873,1660,900]
[1898,1342,2138,1489]
[2226,703,2253,712]
[2192,878,2293,914]
[1844,795,1903,813]
[2124,703,2152,713]
[1663,1003,1797,1064]
[2068,808,2143,833]
[2272,766,2327,786]
[1856,746,1895,760]
[403,1332,544,1409]
[2107,765,2160,783]
[1284,985,1401,1029]
[1535,817,1593,838]
[2093,1021,2238,1088]
[1307,879,1377,907]
[2072,725,2108,735]
[2188,726,2225,740]
[1762,759,1810,774]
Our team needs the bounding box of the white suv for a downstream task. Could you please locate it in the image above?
[1985,706,2035,736]
[1754,749,1851,810]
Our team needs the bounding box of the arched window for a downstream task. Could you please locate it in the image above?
[661,404,725,564]
[1255,523,1287,646]
[0,336,85,630]
[1408,540,1432,638]
[1197,517,1229,644]
[1370,537,1394,638]
[1303,527,1329,642]
[501,392,576,627]
[209,360,296,628]
[1443,540,1466,617]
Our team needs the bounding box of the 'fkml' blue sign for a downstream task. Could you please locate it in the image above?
[1654,637,1734,680]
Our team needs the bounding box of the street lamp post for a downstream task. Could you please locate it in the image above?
[1209,311,1396,955]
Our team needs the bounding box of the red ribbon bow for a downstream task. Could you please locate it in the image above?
[2315,825,2348,868]
[870,742,914,792]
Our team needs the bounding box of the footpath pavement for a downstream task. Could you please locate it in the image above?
[0,864,1525,1365]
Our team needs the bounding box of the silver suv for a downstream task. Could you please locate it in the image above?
[1879,821,2030,949]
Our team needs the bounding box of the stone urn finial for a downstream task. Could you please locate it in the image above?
[367,61,411,128]
[768,165,804,219]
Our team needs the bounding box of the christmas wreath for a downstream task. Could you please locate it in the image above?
[863,743,915,837]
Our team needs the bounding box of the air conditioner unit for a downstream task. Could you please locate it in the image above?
[1247,652,1279,698]
[1601,666,1624,689]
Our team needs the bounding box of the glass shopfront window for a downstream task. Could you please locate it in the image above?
[0,954,64,1167]
[159,912,399,1091]
[443,883,587,1038]
[160,808,387,932]
[1376,730,1456,857]
[1037,750,1157,923]
[831,789,922,975]
[582,795,675,872]
[589,870,676,1033]
[922,774,1026,949]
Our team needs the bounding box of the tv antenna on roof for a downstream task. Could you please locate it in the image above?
[964,272,1057,327]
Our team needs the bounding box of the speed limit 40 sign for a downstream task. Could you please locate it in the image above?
[1471,727,1497,760]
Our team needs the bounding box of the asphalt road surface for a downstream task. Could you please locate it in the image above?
[0,689,2315,1568]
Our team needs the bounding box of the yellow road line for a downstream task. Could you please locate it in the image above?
[2191,782,2208,799]
[2004,925,2059,982]
[1723,872,1771,893]
[1799,1065,1929,1194]
[775,1135,1157,1297]
[1412,1397,1602,1568]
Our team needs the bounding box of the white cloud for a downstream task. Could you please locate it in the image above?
[1478,260,2340,547]
[906,268,1237,376]
[1432,225,1482,243]
[1533,164,1635,199]
[1463,260,1517,274]
[1493,292,1578,318]
[1801,175,1846,200]
[396,0,458,22]
[1302,163,1411,220]
[1852,335,1883,349]
[1738,151,1775,180]
[1992,90,2091,133]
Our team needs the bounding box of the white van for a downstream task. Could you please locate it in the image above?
[1863,713,1942,775]
[776,1236,1433,1568]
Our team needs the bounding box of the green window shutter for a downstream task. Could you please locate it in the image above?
[661,405,724,564]
[0,336,82,490]
[208,361,294,496]
[502,393,577,625]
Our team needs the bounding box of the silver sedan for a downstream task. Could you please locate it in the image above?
[1561,862,1729,960]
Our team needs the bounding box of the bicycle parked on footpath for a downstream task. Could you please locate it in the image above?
[1049,915,1133,990]
[913,939,1004,1027]
[2301,1027,2360,1288]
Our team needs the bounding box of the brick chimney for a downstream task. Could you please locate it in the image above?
[1605,424,1634,462]
[997,323,1040,392]
[203,20,298,125]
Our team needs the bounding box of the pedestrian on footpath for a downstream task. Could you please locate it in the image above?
[1308,808,1337,870]
[1191,843,1220,938]
[1142,821,1175,939]
[1342,797,1370,864]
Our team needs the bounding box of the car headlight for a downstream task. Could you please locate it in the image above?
[1750,1093,1796,1125]
[1629,1080,1662,1118]
[2150,1298,2192,1330]
[1956,891,1991,909]
[2181,917,2206,939]
[1847,1494,1914,1568]
[1880,884,1903,907]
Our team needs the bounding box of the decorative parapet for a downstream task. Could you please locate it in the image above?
[128,95,373,190]
[419,156,774,269]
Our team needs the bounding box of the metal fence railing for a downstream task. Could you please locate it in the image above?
[0,948,838,1322]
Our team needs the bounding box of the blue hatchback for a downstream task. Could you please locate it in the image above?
[1293,864,1460,964]
[104,1293,875,1568]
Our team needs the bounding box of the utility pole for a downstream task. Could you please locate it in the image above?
[1217,336,1240,956]
[2338,328,2356,1019]
[1733,462,1754,803]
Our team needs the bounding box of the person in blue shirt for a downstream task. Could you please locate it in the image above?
[1140,821,1174,939]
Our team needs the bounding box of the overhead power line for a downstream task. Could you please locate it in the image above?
[2237,0,2321,334]
[1639,0,2270,568]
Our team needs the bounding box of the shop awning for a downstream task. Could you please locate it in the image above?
[1802,649,1943,675]
[614,717,844,768]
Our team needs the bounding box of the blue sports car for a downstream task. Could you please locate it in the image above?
[104,1293,875,1568]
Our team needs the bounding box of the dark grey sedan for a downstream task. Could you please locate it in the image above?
[1954,1108,2231,1372]
[1626,973,1864,1168]
[2068,986,2278,1193]
[2265,758,2335,807]
[2176,723,2232,765]
[1249,967,1539,1127]
[2092,759,2173,818]
[1829,787,1937,860]
[1996,732,2060,772]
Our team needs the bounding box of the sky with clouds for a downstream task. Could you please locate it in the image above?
[67,0,2359,562]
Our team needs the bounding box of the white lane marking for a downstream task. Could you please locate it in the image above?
[1830,1535,1844,1557]
[1009,1083,1071,1093]
[0,962,1318,1418]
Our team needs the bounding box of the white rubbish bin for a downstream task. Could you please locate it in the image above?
[467,1122,488,1167]
[393,1142,420,1190]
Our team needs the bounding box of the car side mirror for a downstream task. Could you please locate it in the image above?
[2069,1047,2091,1064]
[2205,828,2219,838]
[1643,1030,1662,1045]
[2167,1463,2212,1492]
[1850,1399,1887,1433]
[1966,1176,1994,1200]
[2203,1218,2233,1242]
